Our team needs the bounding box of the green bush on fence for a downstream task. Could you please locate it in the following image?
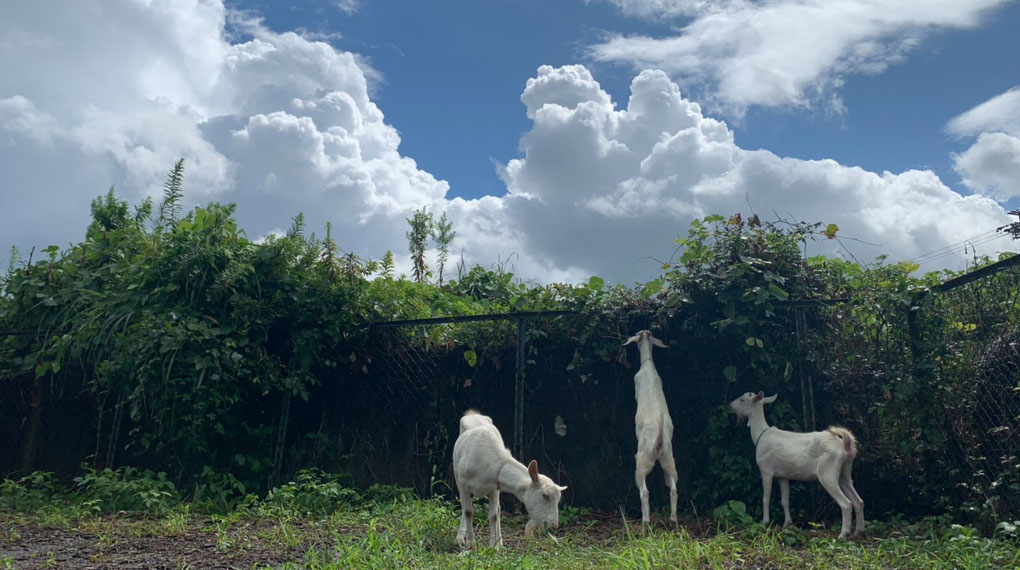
[2,162,1019,531]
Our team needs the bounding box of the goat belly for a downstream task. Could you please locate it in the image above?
[758,448,818,481]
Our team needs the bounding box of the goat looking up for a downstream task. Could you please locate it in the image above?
[623,330,678,524]
[452,410,567,549]
[729,392,865,538]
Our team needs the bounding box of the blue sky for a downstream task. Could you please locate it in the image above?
[2,0,1019,283]
[247,0,1020,202]
[246,0,663,198]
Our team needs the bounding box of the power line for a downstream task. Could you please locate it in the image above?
[912,229,1002,264]
[915,234,1004,264]
[914,232,1009,265]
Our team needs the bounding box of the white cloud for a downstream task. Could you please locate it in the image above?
[498,65,1011,281]
[332,0,359,15]
[599,0,739,19]
[0,0,445,269]
[948,86,1020,199]
[0,2,1012,286]
[952,133,1020,200]
[946,86,1020,138]
[591,0,1008,115]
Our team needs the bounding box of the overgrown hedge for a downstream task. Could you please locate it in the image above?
[2,166,1019,532]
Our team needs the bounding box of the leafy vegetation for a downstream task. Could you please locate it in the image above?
[1,472,1018,569]
[3,162,1020,540]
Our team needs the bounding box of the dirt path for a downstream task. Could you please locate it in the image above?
[3,518,304,569]
[0,512,718,569]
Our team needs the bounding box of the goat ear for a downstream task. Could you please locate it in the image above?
[650,336,667,348]
[622,334,638,346]
[763,394,778,404]
[527,460,539,483]
[557,485,568,492]
[753,391,764,402]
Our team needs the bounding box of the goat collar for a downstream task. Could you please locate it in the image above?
[754,426,774,447]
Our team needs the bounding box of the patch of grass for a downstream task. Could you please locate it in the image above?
[136,504,193,537]
[73,466,179,516]
[256,518,306,550]
[2,472,1019,569]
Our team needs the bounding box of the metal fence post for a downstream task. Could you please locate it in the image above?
[794,307,816,431]
[514,317,525,461]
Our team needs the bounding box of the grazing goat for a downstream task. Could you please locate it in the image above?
[452,410,567,548]
[729,392,865,538]
[623,330,678,524]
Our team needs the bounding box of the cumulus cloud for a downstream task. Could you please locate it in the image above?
[952,133,1020,201]
[0,0,447,273]
[499,65,1010,281]
[591,0,1008,115]
[948,86,1020,200]
[0,2,1011,286]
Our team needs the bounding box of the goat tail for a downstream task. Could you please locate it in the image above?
[654,426,664,458]
[827,426,858,458]
[459,409,481,435]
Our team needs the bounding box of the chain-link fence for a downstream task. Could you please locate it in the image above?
[930,258,1020,521]
[3,258,1020,527]
[0,372,98,478]
[320,260,1020,525]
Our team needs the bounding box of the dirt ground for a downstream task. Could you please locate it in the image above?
[3,519,302,569]
[1,511,687,569]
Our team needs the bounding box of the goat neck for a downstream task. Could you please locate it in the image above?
[494,458,534,497]
[633,342,665,404]
[635,337,657,366]
[746,405,771,446]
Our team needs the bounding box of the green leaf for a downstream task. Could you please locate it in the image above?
[463,350,478,368]
[728,500,746,516]
[824,223,839,239]
[745,337,757,346]
[641,278,663,298]
[588,276,605,291]
[767,283,789,299]
[723,365,737,382]
[783,361,793,381]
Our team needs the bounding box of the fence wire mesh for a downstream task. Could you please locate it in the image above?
[933,264,1020,519]
[3,260,1020,526]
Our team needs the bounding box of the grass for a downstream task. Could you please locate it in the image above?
[2,472,1019,569]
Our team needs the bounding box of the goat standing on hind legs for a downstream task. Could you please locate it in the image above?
[623,330,678,524]
[729,391,865,538]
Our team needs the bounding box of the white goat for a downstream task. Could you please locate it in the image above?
[623,330,678,524]
[729,391,865,538]
[452,410,567,548]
